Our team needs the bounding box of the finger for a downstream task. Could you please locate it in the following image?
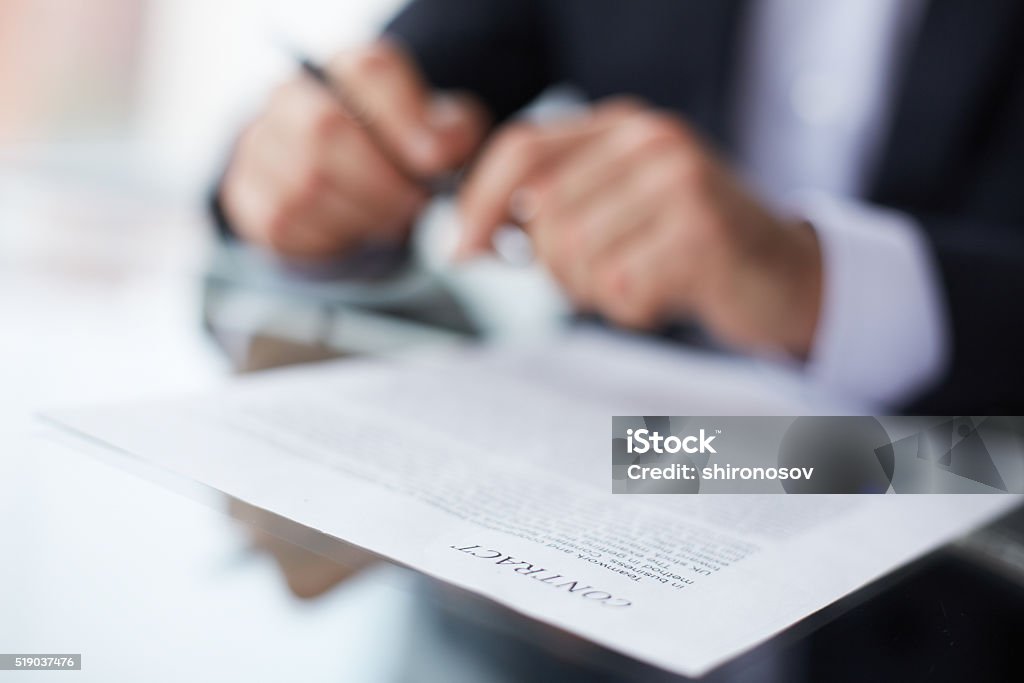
[559,194,660,310]
[263,136,418,250]
[423,92,491,172]
[228,119,404,258]
[524,140,687,306]
[535,201,659,312]
[455,100,653,258]
[455,120,615,258]
[221,121,305,250]
[574,149,698,266]
[265,76,421,205]
[594,217,696,330]
[226,169,334,259]
[531,111,694,223]
[290,190,389,254]
[524,143,681,301]
[228,164,344,260]
[530,204,580,298]
[264,80,429,228]
[311,123,428,231]
[332,41,487,176]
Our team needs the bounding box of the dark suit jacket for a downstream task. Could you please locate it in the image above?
[385,0,1024,414]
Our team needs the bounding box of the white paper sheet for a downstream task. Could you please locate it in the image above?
[44,329,1018,677]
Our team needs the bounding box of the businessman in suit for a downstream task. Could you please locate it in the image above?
[214,0,1024,414]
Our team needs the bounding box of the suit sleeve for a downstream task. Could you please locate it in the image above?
[803,203,1024,415]
[384,0,551,122]
[904,43,1024,415]
[904,220,1024,414]
[797,194,950,412]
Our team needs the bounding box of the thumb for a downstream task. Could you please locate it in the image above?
[423,92,489,174]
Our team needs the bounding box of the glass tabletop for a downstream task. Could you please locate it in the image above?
[20,324,1024,683]
[4,165,1023,682]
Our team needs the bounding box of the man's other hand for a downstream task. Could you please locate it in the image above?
[221,40,488,261]
[457,100,822,357]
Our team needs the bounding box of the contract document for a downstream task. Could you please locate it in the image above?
[45,329,1018,677]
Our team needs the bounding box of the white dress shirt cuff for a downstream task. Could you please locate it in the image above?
[793,192,951,410]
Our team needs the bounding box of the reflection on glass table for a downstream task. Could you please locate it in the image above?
[225,480,1024,683]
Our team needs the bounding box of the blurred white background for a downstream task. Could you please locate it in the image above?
[0,0,408,422]
[139,0,405,193]
[1,0,404,195]
[0,3,425,682]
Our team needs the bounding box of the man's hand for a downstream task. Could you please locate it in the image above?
[457,100,822,357]
[221,40,488,260]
